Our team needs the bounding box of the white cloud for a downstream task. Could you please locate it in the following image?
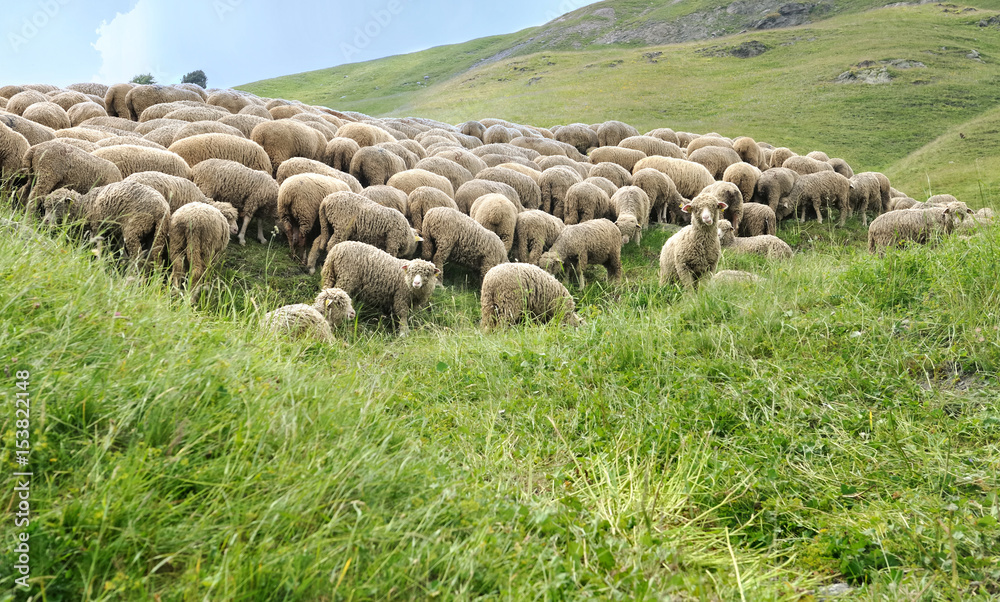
[91,0,167,84]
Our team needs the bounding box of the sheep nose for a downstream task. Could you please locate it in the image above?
[412,275,423,288]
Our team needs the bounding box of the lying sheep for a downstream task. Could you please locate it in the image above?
[475,166,541,211]
[361,185,408,215]
[124,171,210,212]
[421,206,508,281]
[321,241,439,336]
[480,263,581,331]
[789,171,852,225]
[455,179,522,213]
[169,201,239,289]
[611,186,650,244]
[513,209,565,265]
[307,191,421,274]
[658,192,728,290]
[408,186,459,234]
[738,202,777,236]
[563,181,614,225]
[632,168,685,225]
[169,133,272,174]
[261,288,356,342]
[21,139,122,203]
[191,158,280,245]
[91,144,192,179]
[867,203,969,256]
[632,156,714,200]
[539,218,622,287]
[718,218,792,259]
[470,193,519,252]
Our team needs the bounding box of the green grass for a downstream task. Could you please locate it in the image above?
[3,184,1000,600]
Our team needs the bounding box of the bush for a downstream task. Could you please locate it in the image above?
[181,70,207,88]
[129,73,155,85]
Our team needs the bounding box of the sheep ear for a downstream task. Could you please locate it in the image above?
[402,263,409,272]
[717,202,728,211]
[325,298,333,307]
[681,204,692,213]
[414,234,423,242]
[434,268,441,276]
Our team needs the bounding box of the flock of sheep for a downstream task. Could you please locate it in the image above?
[1,82,994,338]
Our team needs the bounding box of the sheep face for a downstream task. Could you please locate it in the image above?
[315,288,356,325]
[717,219,736,246]
[682,194,727,228]
[402,259,440,292]
[539,251,563,276]
[403,229,423,258]
[213,202,240,236]
[616,215,641,244]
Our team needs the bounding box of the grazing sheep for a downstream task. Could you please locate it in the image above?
[555,124,598,154]
[536,155,590,179]
[539,218,623,287]
[597,120,639,147]
[867,203,969,256]
[752,167,799,220]
[261,288,356,342]
[789,171,852,225]
[483,125,516,145]
[171,120,246,144]
[675,132,696,148]
[732,136,765,170]
[2,113,56,146]
[718,218,792,259]
[480,263,581,331]
[91,144,191,179]
[769,147,796,169]
[431,148,488,177]
[806,150,830,162]
[124,85,204,121]
[703,181,744,234]
[21,139,122,202]
[644,128,680,145]
[0,121,29,178]
[471,142,540,162]
[337,122,396,147]
[632,156,715,200]
[361,185,408,215]
[455,179,522,214]
[250,119,327,176]
[589,162,633,188]
[633,168,685,225]
[737,202,777,236]
[168,133,272,174]
[377,141,419,169]
[191,158,280,245]
[460,120,486,140]
[349,146,406,188]
[658,192,728,290]
[414,156,474,193]
[66,82,110,97]
[5,90,48,116]
[218,114,269,138]
[611,186,651,244]
[688,146,742,180]
[496,161,542,184]
[563,181,614,225]
[58,127,111,144]
[169,200,239,289]
[620,135,684,159]
[323,137,362,171]
[513,209,565,265]
[887,196,921,211]
[124,171,210,212]
[848,172,890,226]
[420,206,508,281]
[926,194,960,206]
[539,166,583,215]
[163,106,231,123]
[588,146,646,173]
[584,176,619,202]
[307,191,421,274]
[723,162,762,206]
[475,166,541,211]
[275,157,362,193]
[782,155,834,176]
[102,83,135,119]
[470,193,519,252]
[387,168,455,199]
[408,186,459,234]
[207,90,258,114]
[510,136,586,162]
[829,158,854,179]
[22,102,71,131]
[321,241,439,336]
[276,173,350,259]
[686,136,734,154]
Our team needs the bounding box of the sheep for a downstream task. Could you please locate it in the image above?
[472,142,541,162]
[249,119,327,176]
[322,137,361,173]
[455,179,522,214]
[1,114,56,146]
[752,167,799,221]
[536,154,590,179]
[829,158,854,179]
[788,171,852,225]
[67,102,108,126]
[658,192,728,290]
[67,82,110,97]
[475,166,541,210]
[57,127,111,144]
[163,106,231,123]
[847,172,890,226]
[588,146,646,173]
[168,200,239,289]
[704,181,744,234]
[484,124,517,144]
[191,158,280,245]
[723,162,761,206]
[611,186,651,244]
[926,194,960,206]
[470,193,519,252]
[307,191,421,273]
[0,121,29,179]
[420,206,508,281]
[21,140,122,203]
[589,162,633,188]
[510,136,586,162]
[275,173,350,259]
[171,120,246,144]
[867,203,969,256]
[348,146,405,188]
[124,171,210,212]
[769,147,796,169]
[555,124,598,154]
[413,156,473,193]
[5,90,48,116]
[496,161,542,184]
[460,120,487,140]
[336,122,396,147]
[687,146,741,180]
[783,155,834,176]
[22,102,71,131]
[168,133,272,174]
[431,148,488,176]
[539,218,622,287]
[632,168,684,225]
[718,218,792,259]
[91,145,192,179]
[102,83,135,119]
[361,185,408,215]
[619,135,684,159]
[539,166,583,216]
[887,196,921,211]
[387,168,455,199]
[408,186,459,234]
[732,136,765,170]
[563,181,614,225]
[207,90,258,114]
[321,241,439,336]
[215,114,268,138]
[274,157,358,192]
[124,85,205,121]
[686,136,734,154]
[513,209,565,265]
[261,288,356,342]
[806,150,830,162]
[583,176,618,201]
[597,120,639,147]
[632,156,714,200]
[737,202,777,236]
[480,263,581,331]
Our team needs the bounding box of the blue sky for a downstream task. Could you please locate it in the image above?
[1,0,601,89]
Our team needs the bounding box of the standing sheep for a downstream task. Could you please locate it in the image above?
[321,241,439,336]
[275,157,362,192]
[407,186,459,234]
[261,288,356,342]
[769,147,796,169]
[789,171,852,225]
[276,173,351,260]
[829,158,854,179]
[658,192,728,290]
[169,201,239,289]
[325,137,362,172]
[723,162,761,206]
[536,155,590,179]
[539,166,583,216]
[349,146,406,188]
[470,193,519,252]
[611,186,651,245]
[563,181,614,225]
[704,181,744,234]
[455,179,522,214]
[588,147,646,173]
[738,203,777,236]
[620,135,684,159]
[475,166,541,210]
[554,123,598,154]
[387,168,455,199]
[752,167,799,220]
[420,206,508,281]
[539,218,623,287]
[513,210,565,265]
[0,121,29,179]
[589,162,633,188]
[597,120,639,147]
[687,146,742,180]
[718,218,792,259]
[480,263,581,331]
[91,144,192,179]
[632,168,685,225]
[414,156,474,193]
[632,156,715,200]
[782,155,834,176]
[124,171,210,212]
[191,158,280,245]
[732,136,765,170]
[21,140,122,203]
[867,203,969,256]
[848,172,890,226]
[361,185,408,215]
[168,133,272,174]
[124,85,205,121]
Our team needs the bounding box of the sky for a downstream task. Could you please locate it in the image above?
[1,0,601,89]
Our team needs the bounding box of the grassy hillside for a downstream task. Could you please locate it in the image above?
[240,2,1000,203]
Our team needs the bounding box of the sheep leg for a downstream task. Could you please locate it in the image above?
[606,249,623,283]
[432,240,453,274]
[169,230,187,288]
[576,251,588,287]
[147,215,170,271]
[188,234,206,289]
[122,215,156,270]
[238,213,252,246]
[676,265,698,290]
[393,290,410,337]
